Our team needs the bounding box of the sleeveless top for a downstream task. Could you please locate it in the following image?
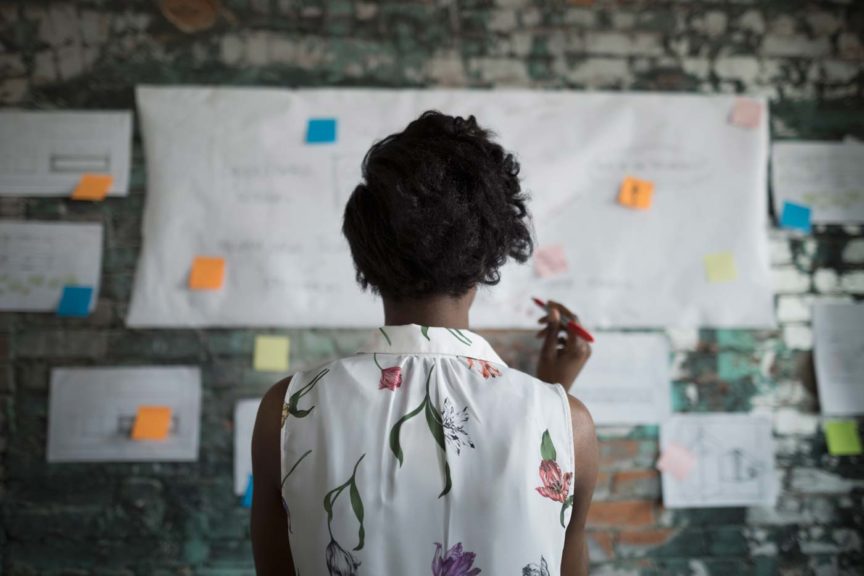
[280,324,574,575]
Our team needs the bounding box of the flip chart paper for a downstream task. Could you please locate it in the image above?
[0,111,132,196]
[704,252,738,283]
[729,98,762,129]
[47,367,201,462]
[128,87,773,328]
[131,406,172,441]
[661,413,777,508]
[71,174,112,201]
[234,399,261,495]
[813,302,864,416]
[779,201,812,233]
[254,335,290,372]
[0,221,102,313]
[188,256,225,290]
[569,333,671,425]
[533,244,568,278]
[657,441,697,481]
[56,285,93,317]
[824,420,862,456]
[618,176,654,209]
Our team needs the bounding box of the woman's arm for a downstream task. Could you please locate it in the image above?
[251,378,295,575]
[561,396,599,576]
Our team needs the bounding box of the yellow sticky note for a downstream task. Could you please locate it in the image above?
[131,406,172,441]
[618,176,654,210]
[704,252,738,283]
[254,335,290,372]
[188,256,225,290]
[825,421,863,456]
[71,173,113,201]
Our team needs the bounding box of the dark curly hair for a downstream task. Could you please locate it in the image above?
[342,111,533,301]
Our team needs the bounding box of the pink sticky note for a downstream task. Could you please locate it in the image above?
[729,98,762,129]
[534,244,568,278]
[657,442,697,481]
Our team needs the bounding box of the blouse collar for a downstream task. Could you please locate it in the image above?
[356,324,507,367]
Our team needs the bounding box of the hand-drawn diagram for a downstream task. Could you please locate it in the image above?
[661,414,777,508]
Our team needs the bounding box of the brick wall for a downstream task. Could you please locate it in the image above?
[1,0,863,574]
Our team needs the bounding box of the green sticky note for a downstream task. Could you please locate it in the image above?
[254,335,290,372]
[824,420,863,456]
[704,252,738,283]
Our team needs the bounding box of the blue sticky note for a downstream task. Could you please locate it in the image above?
[57,285,93,317]
[780,201,812,233]
[241,474,253,508]
[306,118,337,144]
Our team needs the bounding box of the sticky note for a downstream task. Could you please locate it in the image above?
[618,176,654,210]
[131,406,172,441]
[254,335,290,372]
[306,118,337,144]
[71,173,112,201]
[824,420,862,456]
[657,441,697,481]
[780,201,812,233]
[534,244,568,278]
[241,474,254,508]
[57,285,93,317]
[729,98,762,129]
[188,256,225,290]
[704,252,737,283]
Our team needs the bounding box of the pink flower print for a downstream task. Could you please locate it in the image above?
[379,366,403,391]
[431,542,481,576]
[465,357,501,379]
[535,459,573,503]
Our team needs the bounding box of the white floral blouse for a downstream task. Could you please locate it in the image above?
[280,324,574,575]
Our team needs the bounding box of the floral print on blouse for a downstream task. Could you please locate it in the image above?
[279,324,574,575]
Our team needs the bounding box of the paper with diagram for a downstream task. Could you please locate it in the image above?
[47,367,201,462]
[660,413,777,508]
[0,221,102,312]
[128,87,772,328]
[0,111,132,196]
[772,141,864,224]
[569,333,671,425]
[234,399,261,495]
[813,302,864,416]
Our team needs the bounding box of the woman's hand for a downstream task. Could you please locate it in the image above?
[535,301,592,391]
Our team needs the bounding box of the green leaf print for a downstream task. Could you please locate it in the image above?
[540,429,557,462]
[350,479,365,551]
[378,327,392,346]
[389,396,427,466]
[281,449,312,489]
[287,368,329,419]
[323,454,366,551]
[446,328,472,346]
[424,398,453,498]
[560,494,574,528]
[421,325,430,341]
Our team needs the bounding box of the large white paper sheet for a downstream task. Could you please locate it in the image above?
[569,333,671,425]
[0,221,102,312]
[772,141,864,223]
[47,367,201,462]
[813,302,864,416]
[234,399,261,495]
[0,111,132,196]
[660,413,777,508]
[128,87,772,329]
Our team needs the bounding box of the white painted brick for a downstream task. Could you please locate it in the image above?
[790,468,864,495]
[220,34,244,65]
[763,35,831,58]
[840,271,864,293]
[32,51,57,86]
[558,57,630,87]
[611,11,636,29]
[0,78,28,105]
[768,14,797,36]
[772,266,810,293]
[776,294,812,323]
[246,31,269,66]
[425,51,467,85]
[770,236,793,265]
[842,238,864,263]
[520,8,541,27]
[488,9,517,32]
[472,58,529,84]
[80,10,110,45]
[0,54,25,77]
[39,3,79,46]
[56,43,85,80]
[355,3,377,20]
[562,8,595,27]
[838,32,864,60]
[806,11,842,35]
[813,269,841,294]
[714,57,760,84]
[666,328,699,351]
[774,408,819,435]
[680,57,710,78]
[670,352,689,380]
[783,324,813,350]
[703,11,728,37]
[583,32,664,57]
[737,10,765,34]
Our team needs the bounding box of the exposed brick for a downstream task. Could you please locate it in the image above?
[611,469,661,499]
[588,500,656,527]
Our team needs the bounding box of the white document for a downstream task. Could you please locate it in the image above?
[660,413,777,508]
[569,333,670,425]
[234,398,261,495]
[0,221,102,312]
[47,367,201,462]
[772,141,864,223]
[128,87,772,328]
[0,111,132,196]
[813,302,864,416]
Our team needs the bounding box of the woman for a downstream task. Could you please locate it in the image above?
[251,112,597,575]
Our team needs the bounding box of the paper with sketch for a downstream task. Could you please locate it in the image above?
[128,87,772,328]
[47,367,201,462]
[0,221,102,312]
[661,413,777,508]
[813,302,864,416]
[234,399,261,495]
[772,141,864,223]
[569,333,671,425]
[0,111,132,196]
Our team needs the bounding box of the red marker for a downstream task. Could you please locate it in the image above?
[532,297,595,343]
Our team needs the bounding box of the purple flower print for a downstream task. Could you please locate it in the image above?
[432,542,481,576]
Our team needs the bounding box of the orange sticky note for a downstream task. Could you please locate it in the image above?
[71,173,113,201]
[729,98,762,129]
[618,177,654,209]
[131,406,172,441]
[188,256,225,290]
